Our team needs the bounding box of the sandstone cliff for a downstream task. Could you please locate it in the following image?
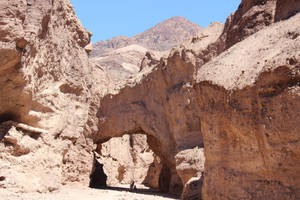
[96,0,300,199]
[96,18,225,195]
[196,12,300,200]
[0,0,101,193]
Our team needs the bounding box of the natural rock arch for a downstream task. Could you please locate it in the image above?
[94,125,184,195]
[92,38,209,197]
[92,2,300,199]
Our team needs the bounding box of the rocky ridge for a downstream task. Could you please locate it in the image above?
[90,17,204,84]
[90,16,202,57]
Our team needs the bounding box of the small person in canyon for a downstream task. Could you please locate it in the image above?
[130,181,137,192]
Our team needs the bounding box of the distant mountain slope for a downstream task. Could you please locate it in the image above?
[90,16,202,57]
[90,21,223,84]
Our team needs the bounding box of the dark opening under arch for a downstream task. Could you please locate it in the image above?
[89,152,107,189]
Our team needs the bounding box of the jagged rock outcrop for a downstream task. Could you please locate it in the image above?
[96,0,300,199]
[220,0,277,50]
[0,0,100,193]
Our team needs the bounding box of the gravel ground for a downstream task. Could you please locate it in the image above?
[0,185,180,200]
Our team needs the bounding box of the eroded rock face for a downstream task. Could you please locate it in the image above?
[181,177,204,200]
[96,1,300,199]
[196,13,300,200]
[175,148,205,186]
[0,0,30,124]
[97,134,160,186]
[220,0,277,50]
[275,0,300,22]
[0,0,97,193]
[176,148,205,200]
[1,0,299,198]
[96,21,224,195]
[143,154,163,189]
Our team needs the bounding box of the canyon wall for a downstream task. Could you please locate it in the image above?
[1,0,300,199]
[0,0,103,193]
[96,19,225,195]
[89,17,211,191]
[196,12,300,199]
[97,0,300,199]
[97,134,161,187]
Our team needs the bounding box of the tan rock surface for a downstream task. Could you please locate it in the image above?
[1,0,300,199]
[90,44,168,82]
[96,20,225,195]
[175,148,205,185]
[196,12,300,200]
[143,154,163,189]
[98,134,160,186]
[0,0,100,193]
[96,1,300,199]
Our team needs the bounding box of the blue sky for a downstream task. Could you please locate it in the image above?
[70,0,241,43]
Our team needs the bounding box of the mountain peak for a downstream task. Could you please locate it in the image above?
[162,16,196,24]
[165,16,189,21]
[143,16,202,33]
[91,16,202,57]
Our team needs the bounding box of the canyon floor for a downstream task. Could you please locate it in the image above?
[0,185,179,200]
